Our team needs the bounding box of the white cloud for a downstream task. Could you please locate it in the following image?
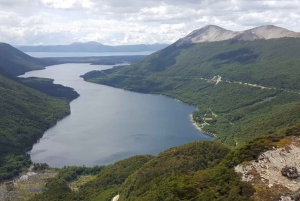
[0,0,299,45]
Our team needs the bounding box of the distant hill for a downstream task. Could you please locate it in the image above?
[0,42,46,76]
[82,25,300,145]
[17,42,169,53]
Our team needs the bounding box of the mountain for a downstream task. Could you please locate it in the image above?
[82,25,300,146]
[17,42,169,53]
[176,25,300,46]
[0,42,47,76]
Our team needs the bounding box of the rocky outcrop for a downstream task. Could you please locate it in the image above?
[281,166,299,179]
[235,136,300,200]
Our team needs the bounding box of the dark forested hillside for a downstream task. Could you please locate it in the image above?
[0,42,46,76]
[19,77,79,101]
[0,71,70,181]
[82,38,300,145]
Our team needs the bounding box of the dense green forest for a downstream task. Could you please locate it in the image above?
[19,77,79,101]
[82,38,300,146]
[0,71,70,181]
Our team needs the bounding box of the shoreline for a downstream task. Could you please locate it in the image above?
[189,114,217,138]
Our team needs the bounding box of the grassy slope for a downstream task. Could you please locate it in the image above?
[0,71,70,181]
[82,38,300,146]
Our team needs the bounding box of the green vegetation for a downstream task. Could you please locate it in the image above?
[30,155,154,201]
[0,71,70,181]
[76,155,154,201]
[57,165,104,183]
[121,141,232,200]
[82,38,300,145]
[19,77,79,101]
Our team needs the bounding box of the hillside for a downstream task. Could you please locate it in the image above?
[17,42,168,53]
[0,70,70,181]
[0,42,46,76]
[26,125,300,201]
[28,141,236,201]
[29,155,154,201]
[120,141,231,200]
[82,25,300,146]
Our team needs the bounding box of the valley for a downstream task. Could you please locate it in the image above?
[1,24,300,201]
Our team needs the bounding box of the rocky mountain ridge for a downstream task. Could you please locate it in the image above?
[176,25,300,46]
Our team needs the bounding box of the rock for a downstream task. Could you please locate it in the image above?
[281,166,299,179]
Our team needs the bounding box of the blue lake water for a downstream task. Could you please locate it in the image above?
[20,63,212,167]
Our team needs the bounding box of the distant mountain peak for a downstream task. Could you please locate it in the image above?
[176,25,235,46]
[176,25,300,46]
[246,25,300,40]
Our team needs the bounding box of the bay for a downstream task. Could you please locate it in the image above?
[20,63,212,167]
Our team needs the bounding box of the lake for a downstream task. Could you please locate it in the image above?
[25,51,154,58]
[20,63,212,167]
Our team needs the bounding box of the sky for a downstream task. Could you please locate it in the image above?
[0,0,299,45]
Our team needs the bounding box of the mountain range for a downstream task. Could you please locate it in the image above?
[176,25,300,46]
[17,42,169,53]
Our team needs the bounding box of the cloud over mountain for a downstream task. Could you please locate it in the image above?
[0,0,299,45]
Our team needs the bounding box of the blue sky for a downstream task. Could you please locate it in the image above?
[0,0,299,45]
